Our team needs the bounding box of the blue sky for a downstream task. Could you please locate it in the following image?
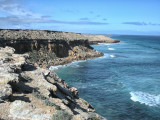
[0,0,160,35]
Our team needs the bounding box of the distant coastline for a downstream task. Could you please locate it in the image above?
[84,34,120,45]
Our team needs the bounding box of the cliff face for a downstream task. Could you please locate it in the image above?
[0,29,90,55]
[0,29,103,68]
[0,46,106,120]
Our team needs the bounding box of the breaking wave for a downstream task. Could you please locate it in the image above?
[49,60,86,70]
[130,91,160,107]
[98,43,111,45]
[49,65,63,70]
[108,48,115,50]
[110,54,116,58]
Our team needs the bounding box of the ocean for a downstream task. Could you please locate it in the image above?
[53,35,160,120]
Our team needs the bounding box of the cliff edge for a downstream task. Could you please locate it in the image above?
[0,29,103,68]
[0,46,106,120]
[0,29,107,120]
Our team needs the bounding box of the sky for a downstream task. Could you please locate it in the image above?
[0,0,160,35]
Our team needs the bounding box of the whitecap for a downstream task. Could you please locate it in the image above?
[98,43,111,45]
[130,91,160,107]
[108,48,115,50]
[49,60,86,70]
[49,65,63,70]
[110,55,116,58]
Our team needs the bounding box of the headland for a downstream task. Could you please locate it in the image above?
[0,29,120,120]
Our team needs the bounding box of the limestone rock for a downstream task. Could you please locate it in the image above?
[9,100,52,120]
[0,46,15,54]
[0,29,104,68]
[0,47,28,86]
[0,46,27,69]
[0,84,12,101]
[0,44,107,120]
[69,87,78,97]
[0,73,19,84]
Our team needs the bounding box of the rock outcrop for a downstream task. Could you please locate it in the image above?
[84,34,120,44]
[0,29,114,120]
[0,29,103,68]
[0,84,12,101]
[0,46,106,120]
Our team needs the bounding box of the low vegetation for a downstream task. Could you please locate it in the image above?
[88,116,100,120]
[52,110,72,120]
[32,90,61,110]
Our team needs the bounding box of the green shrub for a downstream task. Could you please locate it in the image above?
[32,90,61,110]
[44,99,55,106]
[88,116,100,120]
[32,90,46,100]
[28,50,39,63]
[28,49,57,63]
[52,110,72,120]
[43,99,61,110]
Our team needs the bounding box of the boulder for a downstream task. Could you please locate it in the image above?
[69,87,78,97]
[0,84,12,101]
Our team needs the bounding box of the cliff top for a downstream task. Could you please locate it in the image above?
[0,29,120,43]
[0,29,88,41]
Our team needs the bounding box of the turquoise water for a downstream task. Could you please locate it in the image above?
[54,35,160,120]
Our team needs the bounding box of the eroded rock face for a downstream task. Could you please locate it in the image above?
[0,29,103,68]
[0,46,27,102]
[0,47,106,120]
[0,29,89,55]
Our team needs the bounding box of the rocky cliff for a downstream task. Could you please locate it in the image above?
[0,29,107,120]
[0,29,103,68]
[0,46,106,120]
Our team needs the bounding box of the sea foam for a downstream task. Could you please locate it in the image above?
[130,91,160,107]
[98,43,111,45]
[110,55,116,58]
[49,65,63,70]
[49,60,85,70]
[108,48,115,50]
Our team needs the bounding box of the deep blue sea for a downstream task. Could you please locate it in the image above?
[53,35,160,120]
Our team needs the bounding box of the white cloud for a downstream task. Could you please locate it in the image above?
[0,0,41,18]
[0,0,109,29]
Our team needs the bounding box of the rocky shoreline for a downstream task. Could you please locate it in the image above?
[0,29,120,120]
[0,46,106,120]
